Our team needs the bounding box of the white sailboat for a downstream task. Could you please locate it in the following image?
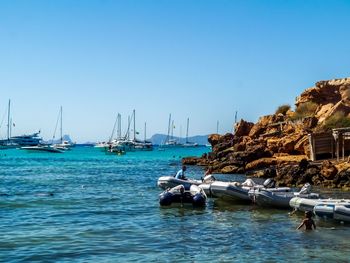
[182,117,198,147]
[129,110,153,151]
[52,106,74,150]
[94,115,118,151]
[132,121,153,151]
[161,114,182,148]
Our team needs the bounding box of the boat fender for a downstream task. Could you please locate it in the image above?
[159,191,174,206]
[192,193,206,207]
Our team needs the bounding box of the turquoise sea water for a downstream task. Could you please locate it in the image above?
[1,146,350,262]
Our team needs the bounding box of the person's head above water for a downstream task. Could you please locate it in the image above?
[305,211,313,218]
[182,165,187,171]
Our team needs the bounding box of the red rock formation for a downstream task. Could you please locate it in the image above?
[183,77,350,188]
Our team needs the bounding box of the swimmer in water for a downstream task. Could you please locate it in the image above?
[297,211,316,230]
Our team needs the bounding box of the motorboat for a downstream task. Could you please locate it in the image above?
[21,145,64,153]
[0,100,42,149]
[248,183,320,209]
[199,178,290,202]
[157,176,204,190]
[159,185,207,207]
[3,132,42,146]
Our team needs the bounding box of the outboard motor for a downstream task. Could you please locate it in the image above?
[202,174,216,183]
[299,183,311,195]
[263,178,276,188]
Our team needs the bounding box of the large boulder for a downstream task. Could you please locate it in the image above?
[320,160,338,180]
[234,119,254,137]
[208,134,221,147]
[296,78,350,124]
[182,157,202,165]
[245,157,278,171]
[248,115,275,138]
[333,168,350,188]
[221,165,241,174]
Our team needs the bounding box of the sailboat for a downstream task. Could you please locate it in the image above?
[182,118,198,147]
[128,110,153,151]
[94,115,118,151]
[161,114,182,148]
[52,106,74,150]
[103,113,127,154]
[132,121,153,151]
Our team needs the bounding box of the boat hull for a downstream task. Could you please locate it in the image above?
[21,146,64,153]
[290,197,350,212]
[208,181,251,201]
[249,190,319,209]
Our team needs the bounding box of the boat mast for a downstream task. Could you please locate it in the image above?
[216,120,219,134]
[109,115,118,143]
[144,122,146,142]
[166,113,171,144]
[133,109,136,141]
[117,113,121,140]
[7,99,10,141]
[180,125,182,143]
[10,118,12,139]
[186,117,189,143]
[171,120,174,141]
[127,115,130,140]
[60,106,63,144]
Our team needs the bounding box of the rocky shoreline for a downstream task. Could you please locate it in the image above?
[183,78,350,189]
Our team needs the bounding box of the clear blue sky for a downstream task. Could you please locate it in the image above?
[1,0,350,142]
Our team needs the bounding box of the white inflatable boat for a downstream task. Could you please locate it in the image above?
[157,174,215,190]
[248,183,319,209]
[157,176,202,190]
[289,197,350,212]
[199,178,290,202]
[312,201,350,222]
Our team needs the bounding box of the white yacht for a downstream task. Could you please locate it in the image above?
[0,100,42,149]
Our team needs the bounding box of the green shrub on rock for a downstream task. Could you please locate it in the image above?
[291,102,318,120]
[275,104,291,115]
[323,111,350,130]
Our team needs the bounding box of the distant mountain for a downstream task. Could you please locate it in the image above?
[150,133,209,145]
